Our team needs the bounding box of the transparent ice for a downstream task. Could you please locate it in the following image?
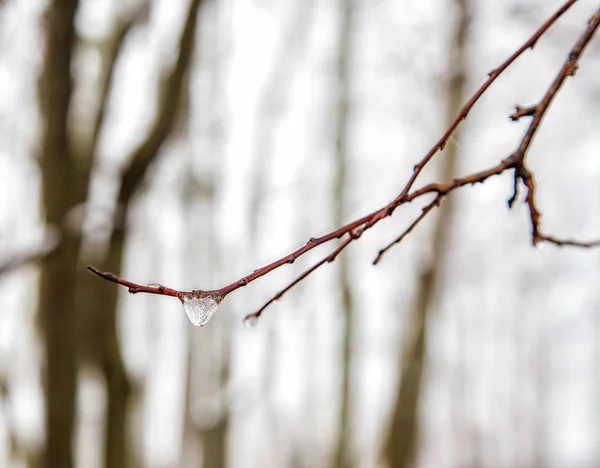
[243,314,259,328]
[181,293,221,326]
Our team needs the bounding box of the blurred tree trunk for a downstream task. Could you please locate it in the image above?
[248,0,314,242]
[332,1,355,467]
[38,5,145,468]
[380,1,470,467]
[202,361,229,468]
[38,2,81,468]
[199,2,230,465]
[78,1,203,467]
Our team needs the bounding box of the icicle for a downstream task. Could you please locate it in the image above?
[181,292,221,326]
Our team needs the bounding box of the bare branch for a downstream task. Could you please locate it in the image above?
[88,2,600,325]
[243,235,357,324]
[86,265,196,299]
[509,6,600,245]
[373,197,440,266]
[399,0,579,196]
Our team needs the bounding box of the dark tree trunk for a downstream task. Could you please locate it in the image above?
[38,2,81,467]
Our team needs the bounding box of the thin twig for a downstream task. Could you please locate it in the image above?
[510,6,600,246]
[398,0,579,197]
[244,235,357,323]
[373,197,441,266]
[86,266,187,297]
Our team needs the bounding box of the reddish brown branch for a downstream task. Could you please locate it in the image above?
[399,0,579,197]
[86,266,196,299]
[88,1,600,324]
[509,6,600,246]
[244,235,357,324]
[243,4,600,319]
[373,197,441,266]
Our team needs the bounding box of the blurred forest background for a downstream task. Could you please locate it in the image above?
[1,0,600,467]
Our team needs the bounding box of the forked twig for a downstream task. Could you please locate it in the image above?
[373,197,441,266]
[89,1,600,325]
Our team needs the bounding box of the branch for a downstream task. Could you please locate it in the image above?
[243,235,357,325]
[373,197,441,266]
[88,1,600,325]
[399,0,579,196]
[86,265,189,298]
[245,4,600,320]
[508,5,600,246]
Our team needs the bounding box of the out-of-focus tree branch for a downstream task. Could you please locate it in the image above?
[35,1,204,467]
[83,1,204,467]
[118,0,203,209]
[0,236,60,278]
[86,5,148,161]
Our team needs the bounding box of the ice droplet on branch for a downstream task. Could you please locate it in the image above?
[181,293,221,326]
[243,314,259,328]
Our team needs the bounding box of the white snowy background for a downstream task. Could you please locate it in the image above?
[1,0,600,467]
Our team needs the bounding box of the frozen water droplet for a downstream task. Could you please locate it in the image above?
[243,314,259,328]
[181,293,221,326]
